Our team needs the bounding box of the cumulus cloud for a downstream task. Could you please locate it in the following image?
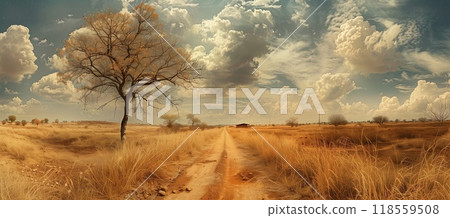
[30,73,80,102]
[371,80,450,118]
[4,87,19,95]
[0,25,38,83]
[47,53,68,71]
[314,73,357,103]
[190,4,275,87]
[0,97,40,114]
[335,16,403,74]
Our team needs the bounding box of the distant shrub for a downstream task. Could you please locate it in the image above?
[328,114,348,126]
[8,115,16,123]
[15,121,20,126]
[286,117,299,127]
[418,117,428,122]
[21,120,27,126]
[373,116,389,126]
[32,118,41,126]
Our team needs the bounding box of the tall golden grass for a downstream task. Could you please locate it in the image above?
[61,128,221,200]
[229,125,450,200]
[0,124,220,199]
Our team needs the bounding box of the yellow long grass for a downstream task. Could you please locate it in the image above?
[229,126,450,200]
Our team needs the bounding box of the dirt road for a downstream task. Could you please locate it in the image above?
[165,127,281,200]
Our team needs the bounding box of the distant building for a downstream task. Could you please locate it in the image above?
[236,123,249,128]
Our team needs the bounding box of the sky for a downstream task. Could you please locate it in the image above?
[0,0,449,125]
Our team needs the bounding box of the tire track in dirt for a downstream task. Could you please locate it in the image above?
[165,127,280,200]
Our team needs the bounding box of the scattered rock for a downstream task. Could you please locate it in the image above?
[158,190,166,196]
[172,190,177,194]
[185,187,192,192]
[160,186,168,192]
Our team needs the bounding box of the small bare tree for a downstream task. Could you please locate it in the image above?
[59,3,197,141]
[286,117,298,127]
[328,114,348,126]
[186,113,200,127]
[373,115,388,126]
[427,98,449,124]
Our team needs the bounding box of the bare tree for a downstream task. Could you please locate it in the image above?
[328,114,348,126]
[373,115,388,126]
[21,120,27,126]
[186,113,200,127]
[427,98,449,124]
[286,117,298,127]
[59,3,197,141]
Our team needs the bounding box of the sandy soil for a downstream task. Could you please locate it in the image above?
[164,127,282,200]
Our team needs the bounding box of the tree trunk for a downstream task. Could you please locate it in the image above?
[120,109,128,142]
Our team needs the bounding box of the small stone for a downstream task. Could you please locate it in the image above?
[172,190,177,194]
[185,187,192,192]
[160,186,168,192]
[158,190,166,196]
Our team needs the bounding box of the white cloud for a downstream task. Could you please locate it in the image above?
[47,53,68,71]
[404,51,450,75]
[159,0,198,7]
[0,97,40,114]
[0,25,38,83]
[242,0,281,8]
[38,39,47,45]
[4,88,19,95]
[395,84,413,93]
[335,16,403,74]
[189,4,275,86]
[371,80,450,119]
[314,73,357,103]
[30,73,81,103]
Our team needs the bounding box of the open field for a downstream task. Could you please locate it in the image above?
[0,122,449,200]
